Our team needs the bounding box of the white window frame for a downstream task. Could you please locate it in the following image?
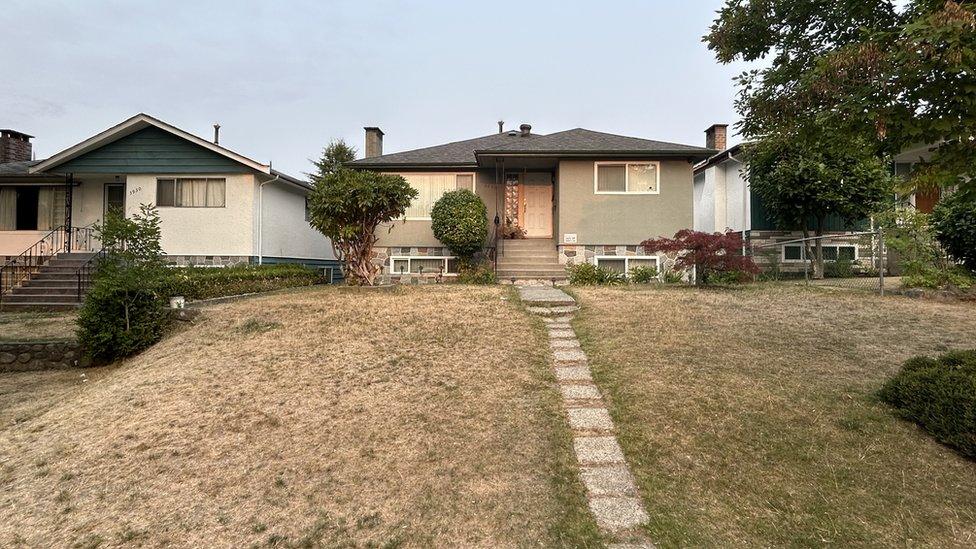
[400,172,475,221]
[156,177,226,208]
[389,256,458,276]
[781,244,859,262]
[594,255,660,277]
[593,161,661,195]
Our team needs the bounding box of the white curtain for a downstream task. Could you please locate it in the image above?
[206,179,225,207]
[37,187,54,230]
[177,179,195,206]
[191,178,207,206]
[53,187,66,228]
[0,188,15,230]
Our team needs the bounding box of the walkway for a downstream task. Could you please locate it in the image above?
[517,285,653,548]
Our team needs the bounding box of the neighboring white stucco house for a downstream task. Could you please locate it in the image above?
[0,114,337,275]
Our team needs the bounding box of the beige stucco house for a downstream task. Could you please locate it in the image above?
[348,123,715,280]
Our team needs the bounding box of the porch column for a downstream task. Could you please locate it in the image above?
[64,173,73,252]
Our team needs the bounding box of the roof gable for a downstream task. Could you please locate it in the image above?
[31,113,270,175]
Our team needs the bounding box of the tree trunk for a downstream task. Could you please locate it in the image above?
[813,216,824,280]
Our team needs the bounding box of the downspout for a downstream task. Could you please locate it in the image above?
[257,174,280,265]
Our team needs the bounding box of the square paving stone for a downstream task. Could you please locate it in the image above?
[559,383,602,400]
[567,407,614,431]
[550,338,580,350]
[574,436,626,464]
[588,496,649,532]
[580,464,638,496]
[555,366,592,382]
[553,348,587,362]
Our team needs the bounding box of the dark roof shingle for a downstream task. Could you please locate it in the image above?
[348,128,713,168]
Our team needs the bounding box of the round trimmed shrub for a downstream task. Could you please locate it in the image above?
[879,349,976,457]
[931,192,976,271]
[430,189,488,260]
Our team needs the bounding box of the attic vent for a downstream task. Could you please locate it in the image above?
[507,130,518,136]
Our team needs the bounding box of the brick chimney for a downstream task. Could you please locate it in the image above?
[364,127,384,158]
[1,129,33,163]
[705,124,728,151]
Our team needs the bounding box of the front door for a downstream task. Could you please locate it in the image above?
[104,183,125,218]
[523,185,552,238]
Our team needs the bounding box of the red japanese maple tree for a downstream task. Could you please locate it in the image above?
[641,230,760,285]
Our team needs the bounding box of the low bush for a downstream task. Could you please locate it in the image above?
[456,261,496,284]
[903,265,974,290]
[706,270,751,285]
[662,270,685,284]
[162,264,322,300]
[431,189,488,261]
[77,205,168,363]
[879,349,976,457]
[566,263,624,285]
[824,259,855,278]
[628,265,659,283]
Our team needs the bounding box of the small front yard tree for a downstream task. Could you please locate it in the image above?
[307,168,417,285]
[430,189,488,263]
[746,135,892,278]
[642,230,760,285]
[77,204,168,362]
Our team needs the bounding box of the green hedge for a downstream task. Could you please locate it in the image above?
[879,349,976,457]
[162,264,323,301]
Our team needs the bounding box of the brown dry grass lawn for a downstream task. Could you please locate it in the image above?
[0,285,600,548]
[0,311,77,341]
[571,285,976,548]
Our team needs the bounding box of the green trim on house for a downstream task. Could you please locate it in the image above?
[52,127,253,174]
[750,191,867,232]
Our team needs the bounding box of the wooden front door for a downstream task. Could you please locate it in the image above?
[522,185,552,238]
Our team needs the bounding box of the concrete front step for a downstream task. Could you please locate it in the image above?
[497,261,564,269]
[9,285,88,296]
[498,269,568,277]
[1,293,83,304]
[0,302,82,311]
[20,277,85,286]
[498,250,559,259]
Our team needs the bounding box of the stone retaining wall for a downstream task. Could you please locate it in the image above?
[0,341,88,372]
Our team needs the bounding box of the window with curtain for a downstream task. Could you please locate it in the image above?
[156,178,226,207]
[595,162,660,194]
[0,186,65,231]
[0,188,16,231]
[402,174,458,219]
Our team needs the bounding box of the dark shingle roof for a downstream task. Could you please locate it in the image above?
[0,160,42,176]
[479,128,712,156]
[348,128,713,168]
[347,132,546,167]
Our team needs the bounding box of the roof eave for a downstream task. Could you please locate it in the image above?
[348,162,480,170]
[475,150,716,160]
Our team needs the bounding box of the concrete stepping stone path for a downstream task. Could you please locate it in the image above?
[517,285,653,547]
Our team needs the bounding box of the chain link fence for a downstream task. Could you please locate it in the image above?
[749,230,896,295]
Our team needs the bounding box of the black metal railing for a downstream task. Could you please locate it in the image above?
[75,247,106,301]
[0,225,96,306]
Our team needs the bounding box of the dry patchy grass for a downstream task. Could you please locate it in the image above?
[0,311,77,341]
[0,285,600,548]
[571,284,976,548]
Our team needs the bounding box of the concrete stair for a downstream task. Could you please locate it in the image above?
[496,239,567,281]
[1,252,96,311]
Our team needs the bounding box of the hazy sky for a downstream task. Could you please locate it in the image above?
[2,0,746,177]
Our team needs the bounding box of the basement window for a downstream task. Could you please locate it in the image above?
[782,244,857,262]
[594,256,659,276]
[156,178,226,208]
[594,162,660,194]
[389,256,457,275]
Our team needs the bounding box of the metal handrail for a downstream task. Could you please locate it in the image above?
[0,225,96,306]
[75,247,106,302]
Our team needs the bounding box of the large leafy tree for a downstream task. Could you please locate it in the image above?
[747,134,892,277]
[307,168,417,285]
[707,0,976,196]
